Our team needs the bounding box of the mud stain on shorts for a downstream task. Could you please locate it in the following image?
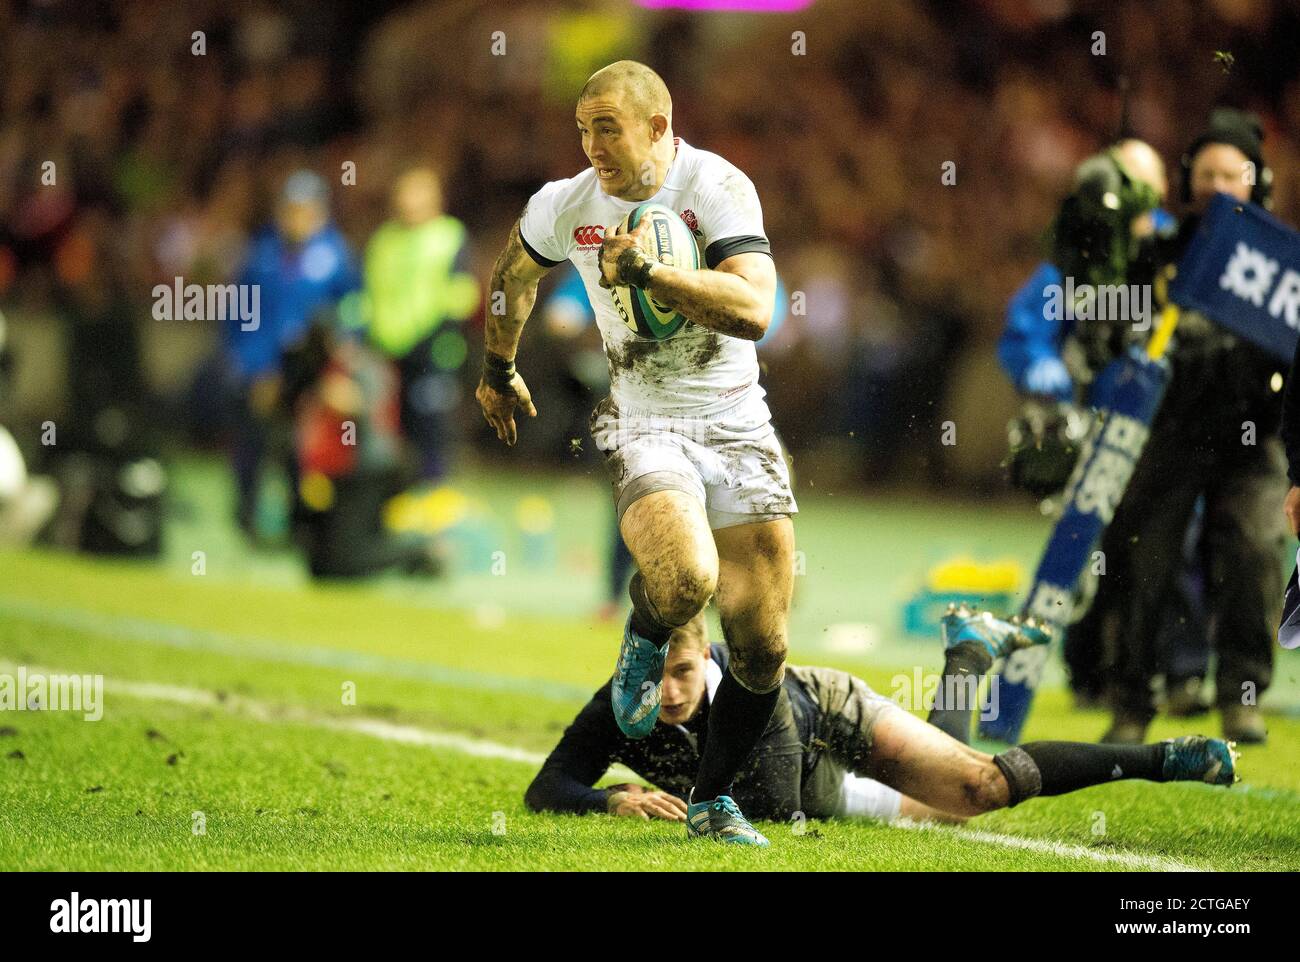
[753,443,796,514]
[758,447,785,489]
[589,395,618,432]
[605,443,630,488]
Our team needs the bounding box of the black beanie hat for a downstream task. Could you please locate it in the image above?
[1185,108,1265,168]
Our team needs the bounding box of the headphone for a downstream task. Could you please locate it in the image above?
[1179,111,1273,208]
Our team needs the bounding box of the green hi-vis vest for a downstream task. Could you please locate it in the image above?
[361,216,479,358]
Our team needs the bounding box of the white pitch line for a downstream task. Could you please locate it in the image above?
[893,822,1202,872]
[41,668,553,767]
[3,663,1205,871]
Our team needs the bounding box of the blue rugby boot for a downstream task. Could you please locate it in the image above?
[686,791,769,846]
[940,603,1053,661]
[611,615,668,739]
[1162,735,1240,786]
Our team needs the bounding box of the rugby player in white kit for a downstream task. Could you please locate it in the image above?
[477,60,795,845]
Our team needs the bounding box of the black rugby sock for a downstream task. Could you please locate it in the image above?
[926,643,992,745]
[995,742,1166,805]
[628,570,673,645]
[693,668,780,802]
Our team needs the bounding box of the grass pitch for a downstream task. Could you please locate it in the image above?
[1,462,1298,871]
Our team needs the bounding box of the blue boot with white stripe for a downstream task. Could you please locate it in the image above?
[940,603,1053,661]
[1162,735,1240,786]
[686,791,769,846]
[611,615,668,739]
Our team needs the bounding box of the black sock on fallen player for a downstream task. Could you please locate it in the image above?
[693,668,780,802]
[926,642,993,745]
[628,570,674,646]
[994,741,1167,805]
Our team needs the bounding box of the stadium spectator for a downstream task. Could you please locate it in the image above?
[283,317,439,579]
[225,170,360,537]
[358,167,479,481]
[0,309,57,545]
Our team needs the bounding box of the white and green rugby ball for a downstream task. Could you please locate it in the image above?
[610,203,699,340]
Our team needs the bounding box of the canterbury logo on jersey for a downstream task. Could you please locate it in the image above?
[573,225,605,247]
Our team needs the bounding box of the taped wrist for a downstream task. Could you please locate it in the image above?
[993,746,1043,807]
[483,350,517,393]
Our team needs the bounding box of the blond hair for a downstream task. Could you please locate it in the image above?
[668,612,710,656]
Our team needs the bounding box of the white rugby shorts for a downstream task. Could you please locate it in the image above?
[589,395,798,530]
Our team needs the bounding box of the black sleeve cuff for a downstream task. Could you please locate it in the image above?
[579,787,609,815]
[520,230,564,268]
[705,234,771,269]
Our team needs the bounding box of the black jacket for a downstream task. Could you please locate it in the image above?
[1150,218,1286,459]
[524,644,816,821]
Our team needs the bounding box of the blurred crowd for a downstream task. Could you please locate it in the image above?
[3,0,1300,502]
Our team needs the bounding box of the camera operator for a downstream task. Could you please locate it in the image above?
[1101,110,1287,744]
[1000,140,1213,718]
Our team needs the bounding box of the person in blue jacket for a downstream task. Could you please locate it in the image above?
[999,221,1175,402]
[997,139,1211,719]
[226,170,361,537]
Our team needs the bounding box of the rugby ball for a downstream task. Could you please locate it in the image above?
[610,203,699,340]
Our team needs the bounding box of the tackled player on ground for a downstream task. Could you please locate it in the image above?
[524,608,1240,826]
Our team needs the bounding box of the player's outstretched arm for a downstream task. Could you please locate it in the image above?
[599,222,776,341]
[523,685,687,820]
[477,220,550,445]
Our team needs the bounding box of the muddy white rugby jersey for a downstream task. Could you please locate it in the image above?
[519,138,773,417]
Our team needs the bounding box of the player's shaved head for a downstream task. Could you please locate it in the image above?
[579,60,671,122]
[575,61,676,200]
[1113,138,1168,201]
